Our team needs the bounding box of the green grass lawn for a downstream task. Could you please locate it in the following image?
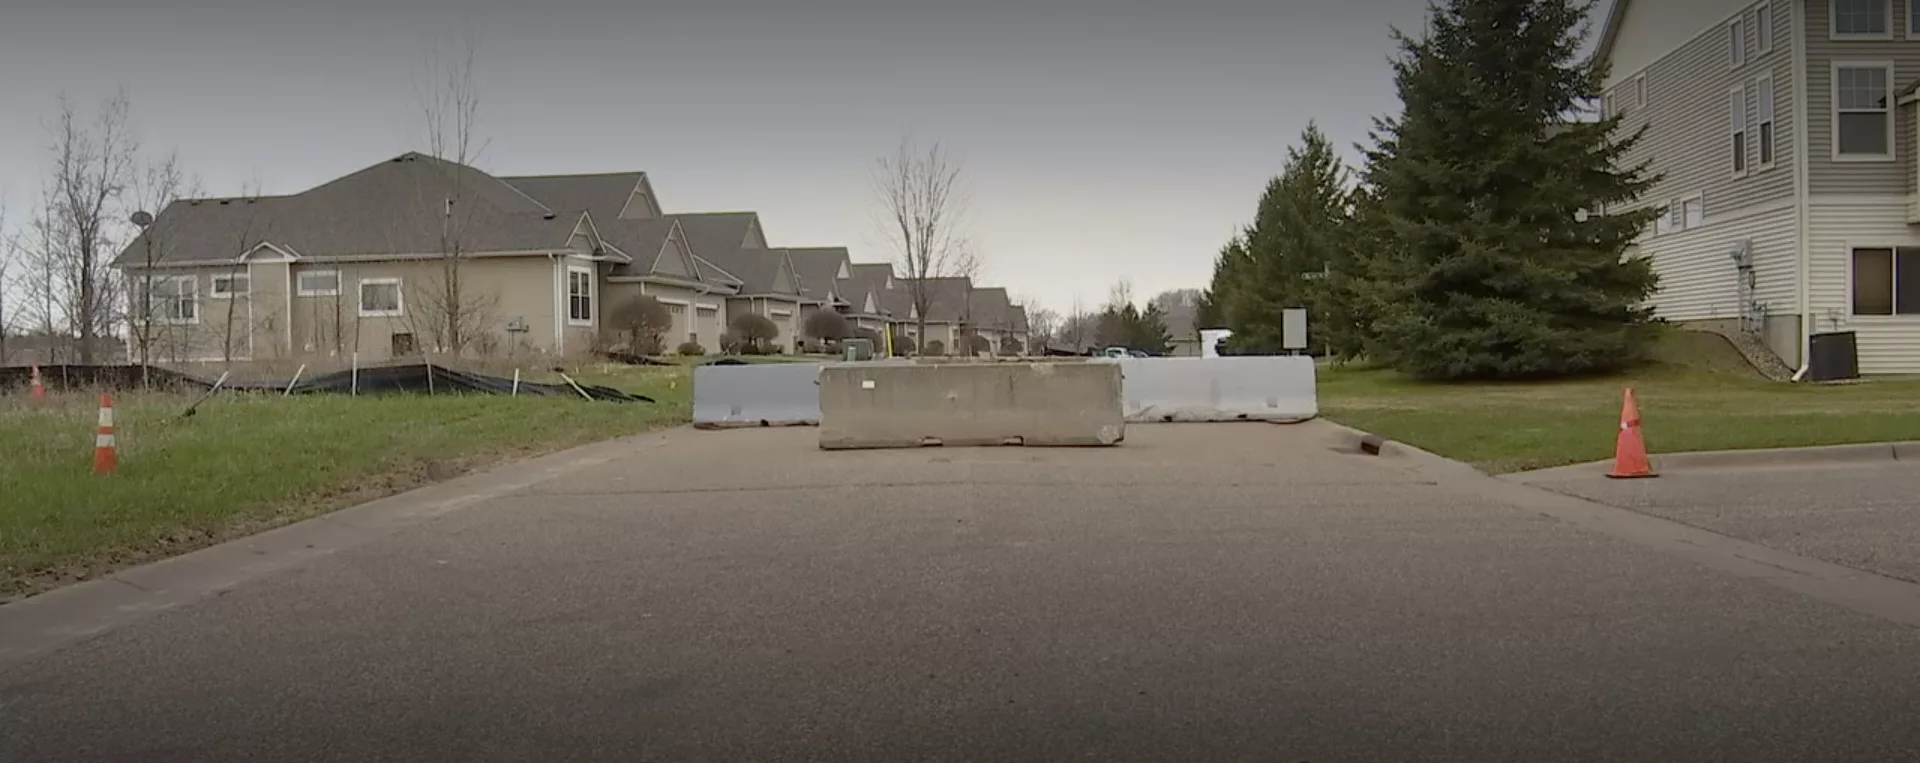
[1,364,692,600]
[1320,338,1920,474]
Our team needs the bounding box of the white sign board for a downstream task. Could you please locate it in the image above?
[1281,308,1308,350]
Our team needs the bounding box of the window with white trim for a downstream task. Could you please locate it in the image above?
[1683,197,1704,229]
[1833,0,1890,37]
[1633,75,1647,110]
[1912,0,1920,35]
[1757,4,1774,53]
[1730,84,1749,176]
[566,267,594,325]
[1851,247,1920,314]
[145,275,198,324]
[296,270,340,297]
[358,278,403,317]
[1729,18,1746,68]
[1756,75,1776,166]
[1835,64,1893,158]
[210,273,250,298]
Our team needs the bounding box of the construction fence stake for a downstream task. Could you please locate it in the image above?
[284,364,307,397]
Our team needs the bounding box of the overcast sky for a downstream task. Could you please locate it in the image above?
[0,0,1611,315]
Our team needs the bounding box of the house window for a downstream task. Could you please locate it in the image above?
[210,273,250,298]
[1683,197,1704,229]
[665,304,686,315]
[1851,248,1920,314]
[1728,18,1745,67]
[358,278,403,317]
[566,267,594,325]
[1730,84,1749,176]
[296,270,340,297]
[1912,0,1920,35]
[1757,75,1776,166]
[1835,64,1893,158]
[1833,0,1890,36]
[1633,75,1647,109]
[1757,4,1774,53]
[146,275,198,324]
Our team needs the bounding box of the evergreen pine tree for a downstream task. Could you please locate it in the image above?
[1198,238,1250,329]
[1361,0,1661,379]
[1229,123,1351,354]
[1134,304,1174,354]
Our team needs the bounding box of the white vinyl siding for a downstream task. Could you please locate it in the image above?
[1808,199,1920,373]
[358,278,403,318]
[1833,62,1894,161]
[1832,0,1893,38]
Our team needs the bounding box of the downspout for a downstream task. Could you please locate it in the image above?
[1791,0,1813,381]
[549,253,563,352]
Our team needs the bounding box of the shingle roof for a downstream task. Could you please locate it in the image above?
[901,277,974,322]
[501,172,644,224]
[786,247,853,304]
[670,213,798,295]
[596,218,677,276]
[114,153,580,267]
[968,287,1012,328]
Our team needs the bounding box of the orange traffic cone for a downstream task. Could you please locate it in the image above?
[1606,387,1655,479]
[93,394,117,475]
[30,364,45,402]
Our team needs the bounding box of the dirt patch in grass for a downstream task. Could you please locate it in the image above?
[0,367,692,602]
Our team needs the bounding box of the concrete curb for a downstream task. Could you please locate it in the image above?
[1508,440,1920,483]
[0,430,673,672]
[1315,420,1485,478]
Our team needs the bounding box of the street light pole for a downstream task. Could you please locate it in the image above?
[131,211,154,375]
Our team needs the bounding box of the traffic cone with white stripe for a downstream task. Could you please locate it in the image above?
[93,394,117,475]
[30,364,45,402]
[1605,387,1655,479]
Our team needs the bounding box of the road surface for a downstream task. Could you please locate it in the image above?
[3,422,1918,762]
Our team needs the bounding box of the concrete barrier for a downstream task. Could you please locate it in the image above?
[692,362,824,428]
[818,362,1125,449]
[1116,356,1318,423]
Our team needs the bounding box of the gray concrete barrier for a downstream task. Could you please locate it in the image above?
[818,362,1125,449]
[1116,356,1318,423]
[692,362,824,428]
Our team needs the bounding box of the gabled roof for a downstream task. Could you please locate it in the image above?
[114,152,584,267]
[900,276,975,323]
[967,287,1014,329]
[503,171,647,228]
[670,213,800,296]
[1590,0,1631,71]
[787,247,853,304]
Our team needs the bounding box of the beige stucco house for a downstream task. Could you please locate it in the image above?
[112,152,1030,364]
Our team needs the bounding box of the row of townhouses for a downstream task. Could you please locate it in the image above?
[110,153,1030,364]
[1599,0,1920,374]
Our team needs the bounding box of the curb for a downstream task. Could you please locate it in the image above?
[1507,440,1920,483]
[1316,420,1485,477]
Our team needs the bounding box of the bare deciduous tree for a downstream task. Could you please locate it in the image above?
[872,136,967,345]
[409,29,498,357]
[126,151,201,369]
[29,92,139,363]
[0,201,16,363]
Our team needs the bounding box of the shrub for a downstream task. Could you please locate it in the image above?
[804,310,850,341]
[890,334,917,356]
[963,334,991,355]
[728,313,779,353]
[676,341,706,356]
[999,335,1023,356]
[925,339,947,356]
[608,295,673,356]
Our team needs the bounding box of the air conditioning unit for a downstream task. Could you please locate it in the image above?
[504,316,528,332]
[1729,240,1754,269]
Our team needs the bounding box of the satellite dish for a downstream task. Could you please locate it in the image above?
[130,211,154,227]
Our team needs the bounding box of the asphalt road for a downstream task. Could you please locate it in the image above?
[1525,460,1920,584]
[3,423,1919,762]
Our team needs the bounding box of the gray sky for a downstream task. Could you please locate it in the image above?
[0,0,1606,314]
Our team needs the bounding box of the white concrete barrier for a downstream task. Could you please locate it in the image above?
[692,362,824,428]
[1116,356,1317,423]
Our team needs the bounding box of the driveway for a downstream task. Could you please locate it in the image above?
[1516,459,1920,584]
[3,422,1919,762]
